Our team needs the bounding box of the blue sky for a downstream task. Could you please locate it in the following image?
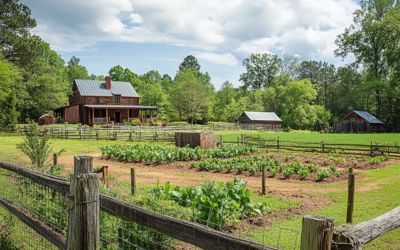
[22,0,362,89]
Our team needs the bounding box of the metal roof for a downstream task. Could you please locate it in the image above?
[353,111,383,124]
[84,105,158,109]
[243,112,282,122]
[75,79,140,97]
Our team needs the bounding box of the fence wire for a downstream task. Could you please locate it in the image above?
[0,158,68,249]
[100,178,301,250]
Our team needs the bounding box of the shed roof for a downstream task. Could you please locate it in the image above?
[243,112,282,122]
[75,79,140,97]
[351,111,383,124]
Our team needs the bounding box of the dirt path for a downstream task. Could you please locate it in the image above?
[55,154,380,193]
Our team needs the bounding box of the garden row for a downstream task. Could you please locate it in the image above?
[147,177,269,229]
[100,144,258,164]
[189,155,341,181]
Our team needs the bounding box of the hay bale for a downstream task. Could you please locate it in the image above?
[39,114,56,125]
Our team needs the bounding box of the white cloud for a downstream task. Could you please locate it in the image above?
[130,13,143,24]
[195,52,238,66]
[23,0,359,63]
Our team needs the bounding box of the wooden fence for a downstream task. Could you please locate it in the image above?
[240,135,400,158]
[1,157,400,250]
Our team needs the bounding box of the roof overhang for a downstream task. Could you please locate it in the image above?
[84,105,158,110]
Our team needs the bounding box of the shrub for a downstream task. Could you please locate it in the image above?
[131,119,141,126]
[16,120,64,169]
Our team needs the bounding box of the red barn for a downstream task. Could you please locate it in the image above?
[53,77,158,125]
[334,111,383,133]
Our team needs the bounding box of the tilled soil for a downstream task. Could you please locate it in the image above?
[56,153,383,193]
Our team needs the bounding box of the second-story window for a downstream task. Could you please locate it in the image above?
[114,95,121,103]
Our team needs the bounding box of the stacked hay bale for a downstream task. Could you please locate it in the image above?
[38,114,56,125]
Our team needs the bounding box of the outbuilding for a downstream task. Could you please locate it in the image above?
[236,111,282,131]
[334,111,383,133]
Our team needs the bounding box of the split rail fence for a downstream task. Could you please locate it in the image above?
[235,135,400,158]
[1,156,400,249]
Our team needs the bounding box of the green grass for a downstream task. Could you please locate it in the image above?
[251,162,400,249]
[215,130,400,145]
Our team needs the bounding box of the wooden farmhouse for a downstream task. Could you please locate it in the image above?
[334,111,383,133]
[237,111,282,130]
[54,77,158,125]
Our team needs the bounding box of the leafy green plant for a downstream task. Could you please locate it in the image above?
[329,166,337,172]
[149,178,271,229]
[299,168,309,179]
[316,169,332,181]
[353,161,358,166]
[336,171,342,177]
[283,168,295,178]
[323,159,329,166]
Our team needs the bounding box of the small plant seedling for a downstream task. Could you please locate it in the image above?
[329,166,336,172]
[336,171,342,177]
[179,163,184,168]
[353,161,358,166]
[323,159,329,166]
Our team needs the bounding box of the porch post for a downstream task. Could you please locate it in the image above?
[150,110,153,123]
[127,109,129,123]
[92,108,94,125]
[106,109,108,124]
[156,109,158,123]
[141,109,143,124]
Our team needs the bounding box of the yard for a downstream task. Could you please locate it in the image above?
[1,131,400,249]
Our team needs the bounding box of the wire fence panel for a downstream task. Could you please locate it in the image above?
[0,159,68,249]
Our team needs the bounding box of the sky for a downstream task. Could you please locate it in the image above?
[21,0,362,89]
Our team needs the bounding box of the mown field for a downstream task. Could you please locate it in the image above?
[1,131,400,249]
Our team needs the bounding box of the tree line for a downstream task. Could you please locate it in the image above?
[1,0,399,130]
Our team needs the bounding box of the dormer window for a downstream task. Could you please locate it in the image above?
[351,116,355,122]
[114,94,121,103]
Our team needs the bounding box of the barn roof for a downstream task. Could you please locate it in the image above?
[243,112,282,122]
[342,111,383,124]
[75,79,140,97]
[353,111,383,124]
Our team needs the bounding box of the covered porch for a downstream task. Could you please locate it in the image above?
[85,105,159,125]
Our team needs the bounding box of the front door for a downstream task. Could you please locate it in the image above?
[115,112,120,123]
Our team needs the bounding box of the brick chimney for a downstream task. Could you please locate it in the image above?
[105,76,111,89]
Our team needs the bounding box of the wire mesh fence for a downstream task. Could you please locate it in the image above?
[100,178,302,250]
[0,158,68,249]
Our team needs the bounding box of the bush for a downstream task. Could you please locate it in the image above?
[131,119,141,126]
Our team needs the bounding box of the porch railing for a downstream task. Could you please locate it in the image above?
[89,117,108,124]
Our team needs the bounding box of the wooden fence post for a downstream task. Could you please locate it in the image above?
[67,155,100,250]
[96,131,99,140]
[277,137,280,152]
[300,215,334,250]
[131,168,136,195]
[370,141,373,156]
[262,165,266,195]
[220,136,223,147]
[322,141,325,153]
[53,153,57,166]
[129,132,132,141]
[103,166,109,188]
[346,168,355,224]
